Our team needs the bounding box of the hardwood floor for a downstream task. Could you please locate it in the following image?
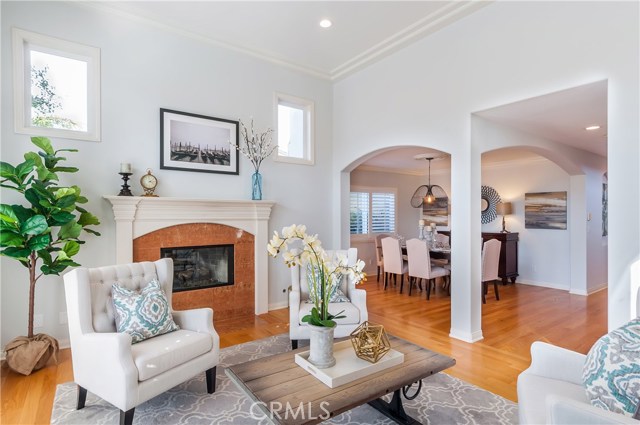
[1,281,607,424]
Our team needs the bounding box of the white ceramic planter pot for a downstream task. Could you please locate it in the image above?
[308,324,336,369]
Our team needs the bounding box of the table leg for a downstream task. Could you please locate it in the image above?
[367,389,421,425]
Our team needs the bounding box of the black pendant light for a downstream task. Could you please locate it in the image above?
[410,155,448,208]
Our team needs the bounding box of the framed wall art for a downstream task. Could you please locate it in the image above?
[422,197,449,227]
[160,109,239,174]
[525,191,567,230]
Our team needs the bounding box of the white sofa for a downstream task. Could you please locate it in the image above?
[289,248,368,349]
[64,258,220,425]
[517,287,640,424]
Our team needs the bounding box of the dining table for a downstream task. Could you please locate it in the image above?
[400,240,451,260]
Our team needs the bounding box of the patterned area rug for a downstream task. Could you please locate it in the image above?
[51,334,517,424]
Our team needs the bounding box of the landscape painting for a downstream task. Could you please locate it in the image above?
[525,191,567,230]
[422,197,449,227]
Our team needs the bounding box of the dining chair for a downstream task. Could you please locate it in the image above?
[481,238,502,303]
[435,233,450,245]
[405,238,450,299]
[431,233,450,268]
[374,233,391,282]
[381,237,408,293]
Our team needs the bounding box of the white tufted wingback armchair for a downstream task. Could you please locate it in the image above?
[289,248,368,350]
[63,258,219,425]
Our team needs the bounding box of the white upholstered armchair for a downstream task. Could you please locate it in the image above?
[63,258,220,425]
[289,248,368,349]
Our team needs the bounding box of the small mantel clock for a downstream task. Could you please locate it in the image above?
[140,169,158,197]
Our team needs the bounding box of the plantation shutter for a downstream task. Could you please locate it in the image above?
[350,192,369,234]
[371,192,395,233]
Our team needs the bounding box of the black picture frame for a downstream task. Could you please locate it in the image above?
[160,108,239,175]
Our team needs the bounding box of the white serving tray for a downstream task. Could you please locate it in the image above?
[295,340,404,388]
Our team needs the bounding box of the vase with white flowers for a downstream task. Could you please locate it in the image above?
[230,119,276,200]
[268,224,366,368]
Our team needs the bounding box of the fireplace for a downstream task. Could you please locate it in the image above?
[104,197,275,315]
[161,244,234,292]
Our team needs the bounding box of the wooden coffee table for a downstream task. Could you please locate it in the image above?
[226,335,455,425]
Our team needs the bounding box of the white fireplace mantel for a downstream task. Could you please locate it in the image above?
[104,196,275,315]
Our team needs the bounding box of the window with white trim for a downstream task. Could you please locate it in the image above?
[350,188,396,236]
[275,93,314,165]
[13,28,101,141]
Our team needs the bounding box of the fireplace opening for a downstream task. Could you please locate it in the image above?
[161,244,234,292]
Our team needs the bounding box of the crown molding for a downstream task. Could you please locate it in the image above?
[73,1,489,82]
[481,155,550,170]
[355,164,450,177]
[74,1,332,81]
[356,156,549,176]
[330,0,491,81]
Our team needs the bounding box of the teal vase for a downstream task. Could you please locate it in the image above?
[252,171,262,200]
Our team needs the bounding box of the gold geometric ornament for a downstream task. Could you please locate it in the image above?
[349,321,391,363]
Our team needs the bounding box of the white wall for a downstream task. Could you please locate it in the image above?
[0,2,333,347]
[482,159,572,288]
[334,1,638,338]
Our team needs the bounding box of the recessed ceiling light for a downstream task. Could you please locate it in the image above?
[319,19,332,28]
[585,125,601,131]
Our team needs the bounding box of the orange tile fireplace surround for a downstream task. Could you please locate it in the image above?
[104,197,275,315]
[133,223,254,321]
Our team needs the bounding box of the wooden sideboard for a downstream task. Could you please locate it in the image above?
[482,232,519,284]
[439,230,519,284]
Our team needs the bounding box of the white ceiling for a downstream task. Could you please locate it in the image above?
[95,1,488,80]
[93,1,607,172]
[476,80,608,157]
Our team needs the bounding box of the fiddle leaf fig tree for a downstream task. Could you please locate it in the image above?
[0,136,100,339]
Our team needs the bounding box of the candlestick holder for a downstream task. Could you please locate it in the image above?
[118,172,133,196]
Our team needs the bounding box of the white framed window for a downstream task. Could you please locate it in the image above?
[274,92,314,165]
[350,186,397,239]
[13,28,101,142]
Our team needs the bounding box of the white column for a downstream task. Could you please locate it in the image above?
[255,216,270,315]
[449,118,483,343]
[569,175,588,295]
[105,197,141,263]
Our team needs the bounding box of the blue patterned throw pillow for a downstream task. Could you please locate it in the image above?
[112,279,179,344]
[582,318,640,418]
[304,264,349,304]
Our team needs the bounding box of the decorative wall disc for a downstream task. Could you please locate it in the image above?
[481,185,501,224]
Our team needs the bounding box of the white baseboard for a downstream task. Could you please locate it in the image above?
[449,328,484,343]
[570,283,608,296]
[519,279,606,295]
[268,301,288,311]
[517,279,570,291]
[569,289,589,296]
[588,283,608,294]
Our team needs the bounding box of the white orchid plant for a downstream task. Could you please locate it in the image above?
[268,224,366,327]
[230,118,277,173]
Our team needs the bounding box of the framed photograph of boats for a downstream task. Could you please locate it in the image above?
[160,109,239,174]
